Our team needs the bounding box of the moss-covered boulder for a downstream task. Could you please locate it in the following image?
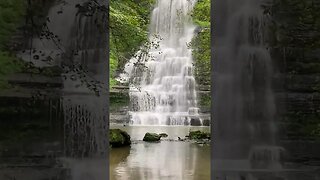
[143,132,161,142]
[109,129,131,147]
[188,130,210,140]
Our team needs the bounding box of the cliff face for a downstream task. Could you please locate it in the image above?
[268,0,320,140]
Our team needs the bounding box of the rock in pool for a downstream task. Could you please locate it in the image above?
[109,129,131,147]
[143,132,161,142]
[188,130,210,140]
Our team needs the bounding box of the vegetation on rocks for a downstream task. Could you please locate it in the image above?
[190,0,210,86]
[143,132,161,142]
[188,130,210,140]
[110,129,131,147]
[0,0,26,88]
[109,0,155,87]
[269,0,320,139]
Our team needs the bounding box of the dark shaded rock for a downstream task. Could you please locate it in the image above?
[143,133,161,142]
[189,130,210,140]
[202,119,210,126]
[159,133,168,138]
[109,129,131,147]
[190,117,202,126]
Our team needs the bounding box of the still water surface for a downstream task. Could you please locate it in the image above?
[109,125,211,180]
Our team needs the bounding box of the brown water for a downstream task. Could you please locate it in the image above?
[109,125,211,180]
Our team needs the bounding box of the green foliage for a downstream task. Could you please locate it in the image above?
[0,0,26,89]
[109,129,131,147]
[270,0,320,48]
[191,0,211,86]
[109,50,119,87]
[283,112,320,140]
[0,0,26,49]
[0,51,22,88]
[143,132,161,142]
[188,130,210,140]
[199,92,211,107]
[191,29,210,85]
[109,0,155,88]
[191,0,210,28]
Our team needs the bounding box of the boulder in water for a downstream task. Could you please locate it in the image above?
[143,133,161,142]
[188,130,210,140]
[190,117,202,126]
[109,129,131,147]
[159,133,168,138]
[202,119,210,126]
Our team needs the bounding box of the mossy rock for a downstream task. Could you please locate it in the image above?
[109,129,131,147]
[188,130,210,140]
[159,133,168,138]
[143,132,161,142]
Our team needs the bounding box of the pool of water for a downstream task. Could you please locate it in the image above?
[109,125,211,180]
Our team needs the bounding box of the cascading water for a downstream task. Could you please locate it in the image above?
[19,0,108,179]
[118,0,201,126]
[213,0,283,172]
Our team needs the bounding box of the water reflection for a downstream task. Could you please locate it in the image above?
[62,158,107,180]
[109,126,210,180]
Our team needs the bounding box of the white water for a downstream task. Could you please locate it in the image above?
[118,0,201,126]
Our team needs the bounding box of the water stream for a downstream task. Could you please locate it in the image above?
[118,0,201,126]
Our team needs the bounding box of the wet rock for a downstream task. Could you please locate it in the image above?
[190,117,202,126]
[178,137,187,141]
[143,133,161,142]
[188,130,210,140]
[109,129,131,147]
[159,133,168,138]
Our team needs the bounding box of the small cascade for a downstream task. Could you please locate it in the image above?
[119,0,201,126]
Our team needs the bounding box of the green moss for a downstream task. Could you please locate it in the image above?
[143,132,161,142]
[283,112,320,140]
[188,130,210,140]
[0,0,26,49]
[190,0,211,86]
[199,92,211,107]
[0,51,23,89]
[109,129,131,147]
[110,129,125,143]
[0,0,26,89]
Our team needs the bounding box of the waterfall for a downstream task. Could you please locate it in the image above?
[213,0,283,170]
[118,0,201,126]
[19,0,108,157]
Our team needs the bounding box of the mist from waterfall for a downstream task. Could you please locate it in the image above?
[118,0,201,126]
